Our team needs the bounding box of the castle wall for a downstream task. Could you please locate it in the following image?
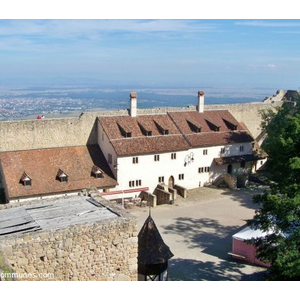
[207,102,282,139]
[0,102,281,152]
[0,197,138,281]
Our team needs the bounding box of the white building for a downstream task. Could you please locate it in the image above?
[0,90,266,204]
[97,91,266,200]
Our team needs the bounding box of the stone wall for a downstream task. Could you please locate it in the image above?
[207,102,282,139]
[0,197,138,281]
[0,102,282,152]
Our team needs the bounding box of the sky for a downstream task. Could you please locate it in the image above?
[0,18,300,89]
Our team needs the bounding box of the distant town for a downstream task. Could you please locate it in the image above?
[0,85,276,121]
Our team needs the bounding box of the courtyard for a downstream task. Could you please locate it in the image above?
[130,186,268,281]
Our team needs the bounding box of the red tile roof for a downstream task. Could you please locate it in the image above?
[168,110,254,148]
[111,135,190,156]
[98,114,191,156]
[98,110,254,156]
[0,145,117,200]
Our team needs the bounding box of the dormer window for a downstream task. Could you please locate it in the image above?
[117,122,132,138]
[187,119,202,133]
[20,172,32,187]
[92,165,103,179]
[138,122,152,137]
[154,121,169,135]
[205,119,221,132]
[223,119,238,131]
[57,169,68,183]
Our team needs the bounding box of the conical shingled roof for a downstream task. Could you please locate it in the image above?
[138,215,174,265]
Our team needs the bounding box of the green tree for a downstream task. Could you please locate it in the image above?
[248,97,300,280]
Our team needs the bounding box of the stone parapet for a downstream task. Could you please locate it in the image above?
[0,196,138,281]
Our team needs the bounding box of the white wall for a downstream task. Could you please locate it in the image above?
[97,120,118,180]
[114,142,253,193]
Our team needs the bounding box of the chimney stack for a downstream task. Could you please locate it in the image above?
[130,92,137,117]
[197,90,205,113]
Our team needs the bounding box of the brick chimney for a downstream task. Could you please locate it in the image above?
[197,90,205,113]
[130,92,137,117]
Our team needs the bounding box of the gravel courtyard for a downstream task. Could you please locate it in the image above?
[130,186,268,281]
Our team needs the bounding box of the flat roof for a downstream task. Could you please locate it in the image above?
[0,196,119,237]
[232,226,271,241]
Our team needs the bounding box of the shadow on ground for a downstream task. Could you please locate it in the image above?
[163,217,267,281]
[163,217,239,259]
[168,258,267,281]
[219,186,268,210]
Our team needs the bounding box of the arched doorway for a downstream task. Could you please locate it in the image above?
[168,176,174,188]
[227,164,232,174]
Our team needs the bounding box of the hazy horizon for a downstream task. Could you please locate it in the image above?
[1,20,300,90]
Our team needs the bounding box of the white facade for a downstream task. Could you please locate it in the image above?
[97,119,118,179]
[96,91,263,200]
[97,117,254,198]
[115,142,253,192]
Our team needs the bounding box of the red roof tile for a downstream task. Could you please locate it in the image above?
[111,135,190,156]
[98,114,190,156]
[0,145,117,200]
[98,110,254,156]
[168,110,254,147]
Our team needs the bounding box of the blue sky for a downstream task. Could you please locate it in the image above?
[0,19,300,89]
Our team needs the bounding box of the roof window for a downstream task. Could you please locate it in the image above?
[117,122,132,138]
[223,119,238,131]
[205,119,220,132]
[186,119,202,133]
[92,165,103,179]
[56,169,68,183]
[20,172,32,187]
[154,121,169,135]
[138,122,152,137]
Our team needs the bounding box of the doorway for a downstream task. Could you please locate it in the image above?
[168,176,174,188]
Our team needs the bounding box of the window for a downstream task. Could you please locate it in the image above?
[240,161,246,168]
[60,176,68,183]
[92,166,103,179]
[129,180,135,187]
[133,157,139,164]
[171,153,177,160]
[20,172,32,187]
[108,154,112,164]
[57,169,68,183]
[129,180,142,187]
[154,154,160,161]
[203,149,208,155]
[179,174,184,180]
[239,145,244,152]
[24,179,31,187]
[158,176,164,183]
[95,173,102,179]
[199,167,209,173]
[220,147,225,154]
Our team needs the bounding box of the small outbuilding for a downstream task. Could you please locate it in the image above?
[138,214,174,281]
[229,226,271,267]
